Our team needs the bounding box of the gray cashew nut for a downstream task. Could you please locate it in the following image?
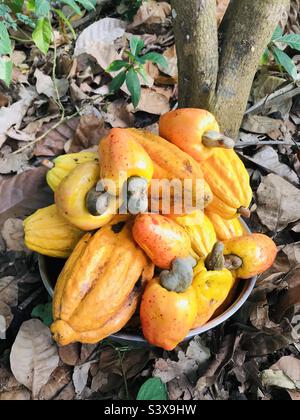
[160,256,197,293]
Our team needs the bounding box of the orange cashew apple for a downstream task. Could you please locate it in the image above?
[132,213,192,269]
[223,233,277,279]
[159,108,234,162]
[140,257,197,350]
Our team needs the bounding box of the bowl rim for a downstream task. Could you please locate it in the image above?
[38,218,257,343]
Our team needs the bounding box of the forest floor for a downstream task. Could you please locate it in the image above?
[0,0,300,400]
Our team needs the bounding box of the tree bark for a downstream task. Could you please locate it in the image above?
[214,0,290,138]
[171,0,290,139]
[171,0,218,110]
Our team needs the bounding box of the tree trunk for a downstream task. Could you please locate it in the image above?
[171,0,218,110]
[171,0,290,139]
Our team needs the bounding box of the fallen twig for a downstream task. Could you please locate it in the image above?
[237,151,300,188]
[245,83,300,115]
[235,140,298,148]
[71,0,111,29]
[12,94,105,155]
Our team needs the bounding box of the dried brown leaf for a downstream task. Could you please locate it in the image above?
[0,93,9,107]
[153,337,210,384]
[129,88,170,115]
[273,266,300,323]
[259,249,292,281]
[0,367,31,400]
[1,218,26,252]
[103,100,135,128]
[99,346,150,380]
[80,344,98,364]
[0,276,18,307]
[252,73,286,103]
[0,167,53,225]
[0,86,36,147]
[0,302,13,338]
[0,150,31,175]
[90,370,109,393]
[39,366,72,400]
[288,390,300,400]
[262,356,300,391]
[10,319,59,398]
[12,50,26,67]
[282,243,300,266]
[7,115,59,143]
[73,362,93,396]
[69,115,108,152]
[272,356,300,383]
[242,115,282,134]
[54,381,75,400]
[251,146,299,184]
[158,45,178,79]
[292,222,300,233]
[256,174,300,231]
[75,18,126,53]
[0,276,18,336]
[129,1,171,29]
[195,334,241,396]
[33,117,80,157]
[241,330,294,357]
[70,81,89,102]
[217,0,230,25]
[58,343,80,366]
[0,389,31,400]
[74,18,126,70]
[34,69,69,99]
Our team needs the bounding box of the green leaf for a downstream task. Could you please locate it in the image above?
[0,22,12,55]
[272,26,283,41]
[140,52,168,69]
[27,0,36,12]
[0,57,13,86]
[0,4,11,16]
[137,66,148,84]
[61,0,81,15]
[117,0,143,21]
[272,46,298,80]
[106,60,129,72]
[109,69,127,92]
[260,48,270,66]
[35,0,51,17]
[16,13,36,29]
[137,378,168,401]
[0,4,18,30]
[31,302,53,327]
[54,9,77,39]
[126,67,141,108]
[130,36,144,56]
[76,0,97,12]
[124,49,138,63]
[32,17,52,55]
[277,34,300,51]
[8,0,24,13]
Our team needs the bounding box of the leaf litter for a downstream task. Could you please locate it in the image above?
[0,0,300,401]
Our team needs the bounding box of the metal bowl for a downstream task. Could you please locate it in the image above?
[38,219,256,345]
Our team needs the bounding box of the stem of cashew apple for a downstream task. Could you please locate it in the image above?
[237,206,251,218]
[205,242,243,272]
[42,159,54,169]
[224,255,243,271]
[202,131,235,149]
